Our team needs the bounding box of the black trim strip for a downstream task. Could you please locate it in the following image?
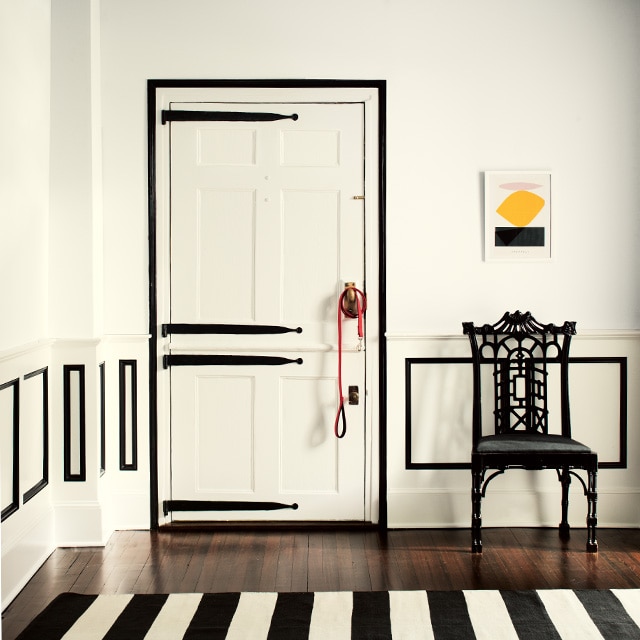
[162,110,299,125]
[164,354,303,368]
[63,365,86,482]
[378,81,388,530]
[162,323,302,337]
[163,499,299,516]
[119,360,138,471]
[405,356,628,470]
[23,367,49,503]
[1,378,20,521]
[148,79,388,531]
[23,366,48,381]
[148,80,159,528]
[99,362,106,476]
[571,357,628,469]
[405,358,471,471]
[22,480,47,505]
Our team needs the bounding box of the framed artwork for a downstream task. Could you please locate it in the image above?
[484,171,552,261]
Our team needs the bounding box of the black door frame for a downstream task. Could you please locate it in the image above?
[147,79,387,528]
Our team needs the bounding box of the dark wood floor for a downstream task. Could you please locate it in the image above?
[4,527,640,639]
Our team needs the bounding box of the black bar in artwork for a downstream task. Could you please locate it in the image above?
[162,323,302,337]
[164,354,303,368]
[161,110,299,125]
[163,500,299,516]
[495,227,545,247]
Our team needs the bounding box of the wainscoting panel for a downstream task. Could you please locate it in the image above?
[0,378,20,522]
[387,333,640,528]
[101,336,149,531]
[63,365,86,482]
[2,338,150,609]
[22,367,49,503]
[119,359,138,471]
[404,356,627,471]
[0,341,54,610]
[569,357,627,468]
[405,358,472,470]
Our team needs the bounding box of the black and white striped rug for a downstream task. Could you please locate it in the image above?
[17,589,640,639]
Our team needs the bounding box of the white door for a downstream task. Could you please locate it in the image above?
[165,102,367,521]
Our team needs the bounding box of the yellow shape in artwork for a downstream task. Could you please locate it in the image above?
[496,190,545,227]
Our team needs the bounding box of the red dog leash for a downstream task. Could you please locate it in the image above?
[334,285,367,438]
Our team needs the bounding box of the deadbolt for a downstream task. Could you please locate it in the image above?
[348,386,359,405]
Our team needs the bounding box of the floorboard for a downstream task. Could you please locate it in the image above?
[3,527,640,639]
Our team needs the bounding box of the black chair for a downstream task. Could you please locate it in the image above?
[463,311,598,553]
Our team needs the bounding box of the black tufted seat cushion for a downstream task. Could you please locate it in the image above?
[476,432,592,454]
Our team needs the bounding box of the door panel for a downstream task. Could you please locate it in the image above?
[195,375,254,495]
[281,190,339,323]
[169,352,364,520]
[199,188,255,321]
[280,376,339,493]
[167,102,366,521]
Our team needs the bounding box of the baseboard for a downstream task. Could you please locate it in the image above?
[54,501,109,547]
[158,520,378,532]
[387,487,640,529]
[1,506,55,611]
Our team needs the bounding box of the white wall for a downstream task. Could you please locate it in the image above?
[99,0,640,335]
[49,0,103,339]
[0,0,54,615]
[0,0,51,352]
[97,0,640,530]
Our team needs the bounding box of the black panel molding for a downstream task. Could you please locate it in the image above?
[405,357,628,471]
[571,357,628,469]
[405,358,471,471]
[22,367,49,503]
[119,360,138,471]
[63,365,86,482]
[99,362,106,476]
[148,79,388,530]
[1,378,20,521]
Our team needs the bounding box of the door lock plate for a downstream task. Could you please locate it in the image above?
[348,386,359,405]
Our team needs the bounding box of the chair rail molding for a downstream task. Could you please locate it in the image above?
[385,330,640,341]
[0,339,54,364]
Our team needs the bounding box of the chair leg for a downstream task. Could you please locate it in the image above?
[559,466,571,540]
[471,466,483,553]
[586,467,598,552]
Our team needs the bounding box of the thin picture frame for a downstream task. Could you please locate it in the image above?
[484,171,552,262]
